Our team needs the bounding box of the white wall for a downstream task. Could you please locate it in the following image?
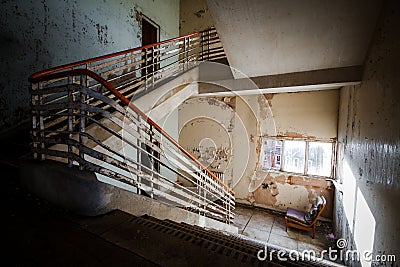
[206,0,383,77]
[268,90,339,140]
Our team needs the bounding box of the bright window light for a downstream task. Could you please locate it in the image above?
[307,142,333,177]
[283,140,305,173]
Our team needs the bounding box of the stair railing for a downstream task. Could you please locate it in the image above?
[28,28,234,223]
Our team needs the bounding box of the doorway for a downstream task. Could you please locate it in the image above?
[141,15,159,79]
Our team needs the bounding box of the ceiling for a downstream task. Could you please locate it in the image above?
[205,0,383,78]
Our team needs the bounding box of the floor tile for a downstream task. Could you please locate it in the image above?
[270,216,299,240]
[297,230,328,248]
[235,204,332,258]
[232,214,252,230]
[246,211,275,231]
[268,232,298,251]
[241,225,271,243]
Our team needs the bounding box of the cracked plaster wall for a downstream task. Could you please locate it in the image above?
[335,0,400,263]
[179,0,214,35]
[0,0,179,131]
[178,90,338,219]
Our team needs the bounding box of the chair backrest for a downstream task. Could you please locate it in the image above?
[312,196,326,224]
[305,196,326,225]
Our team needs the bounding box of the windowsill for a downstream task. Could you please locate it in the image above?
[256,169,335,181]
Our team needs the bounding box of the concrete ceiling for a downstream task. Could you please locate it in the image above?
[206,0,383,78]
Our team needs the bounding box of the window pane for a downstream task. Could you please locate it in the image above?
[283,140,305,173]
[307,142,333,177]
[259,139,282,171]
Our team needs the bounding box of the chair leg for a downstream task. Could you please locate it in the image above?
[312,224,315,239]
[285,220,288,232]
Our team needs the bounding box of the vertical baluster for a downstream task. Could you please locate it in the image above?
[207,29,211,61]
[38,82,45,161]
[144,48,148,91]
[203,170,207,216]
[187,36,191,69]
[31,83,38,160]
[227,191,231,224]
[152,46,155,87]
[67,76,74,167]
[79,74,87,170]
[150,124,154,199]
[198,170,202,215]
[201,31,204,61]
[183,37,187,72]
[137,115,142,195]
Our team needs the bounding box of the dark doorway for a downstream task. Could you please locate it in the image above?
[141,16,159,46]
[141,16,159,79]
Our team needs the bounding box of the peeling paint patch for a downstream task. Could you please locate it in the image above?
[96,23,108,44]
[264,93,274,108]
[194,9,205,18]
[251,171,333,219]
[277,131,317,140]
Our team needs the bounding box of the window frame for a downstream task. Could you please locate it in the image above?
[258,137,336,178]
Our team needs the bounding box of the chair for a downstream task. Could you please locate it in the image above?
[285,196,326,239]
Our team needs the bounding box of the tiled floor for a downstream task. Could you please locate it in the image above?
[233,204,334,257]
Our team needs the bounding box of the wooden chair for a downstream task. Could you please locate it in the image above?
[285,196,326,239]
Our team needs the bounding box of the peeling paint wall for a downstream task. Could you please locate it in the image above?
[179,0,214,35]
[178,91,337,219]
[253,172,333,219]
[0,0,179,131]
[178,97,235,186]
[335,0,400,263]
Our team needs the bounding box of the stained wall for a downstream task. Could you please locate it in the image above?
[179,0,214,35]
[0,0,179,131]
[178,90,339,219]
[335,0,400,264]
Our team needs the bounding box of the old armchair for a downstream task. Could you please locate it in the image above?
[285,196,326,239]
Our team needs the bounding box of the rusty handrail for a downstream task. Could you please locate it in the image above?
[29,30,203,82]
[30,68,235,196]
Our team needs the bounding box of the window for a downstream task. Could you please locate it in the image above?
[259,138,335,177]
[307,142,333,177]
[283,140,305,173]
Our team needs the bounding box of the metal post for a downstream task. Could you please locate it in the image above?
[79,74,87,170]
[137,115,142,195]
[150,124,154,199]
[144,48,148,91]
[37,82,45,161]
[183,38,187,72]
[31,83,40,160]
[208,29,211,61]
[151,46,155,87]
[203,170,207,216]
[201,32,204,61]
[186,36,190,69]
[227,193,231,224]
[67,76,74,167]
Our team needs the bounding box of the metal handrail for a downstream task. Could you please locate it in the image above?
[28,31,201,82]
[29,28,234,223]
[30,68,234,195]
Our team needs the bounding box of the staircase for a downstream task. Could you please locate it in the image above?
[27,28,235,227]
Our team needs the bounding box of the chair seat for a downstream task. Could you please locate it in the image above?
[285,207,308,225]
